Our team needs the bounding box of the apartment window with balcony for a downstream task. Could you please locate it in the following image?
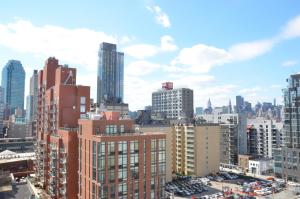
[118,183,127,197]
[130,141,139,153]
[108,156,115,170]
[120,125,125,134]
[108,142,115,155]
[92,141,97,180]
[158,139,165,150]
[151,140,156,151]
[97,142,105,183]
[151,151,156,164]
[119,154,127,168]
[106,125,117,134]
[118,141,127,154]
[109,169,115,182]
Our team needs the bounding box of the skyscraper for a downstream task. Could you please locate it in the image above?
[35,57,90,198]
[1,60,25,112]
[274,73,300,182]
[97,42,124,104]
[0,86,4,137]
[236,95,244,113]
[26,70,38,137]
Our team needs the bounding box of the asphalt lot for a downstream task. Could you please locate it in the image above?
[165,172,298,199]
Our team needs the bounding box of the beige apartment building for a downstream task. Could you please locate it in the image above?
[140,123,220,177]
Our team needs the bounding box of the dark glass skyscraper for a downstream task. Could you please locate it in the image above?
[274,73,300,182]
[97,42,124,104]
[1,60,25,111]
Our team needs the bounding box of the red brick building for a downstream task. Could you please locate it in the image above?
[78,111,167,199]
[35,57,90,199]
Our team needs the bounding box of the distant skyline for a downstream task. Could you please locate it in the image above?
[0,0,300,110]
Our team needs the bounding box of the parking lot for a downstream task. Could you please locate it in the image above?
[165,172,290,199]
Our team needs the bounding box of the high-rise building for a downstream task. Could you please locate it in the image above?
[204,98,213,114]
[198,113,247,164]
[35,57,90,198]
[0,86,4,136]
[172,124,220,176]
[78,111,167,199]
[140,124,220,177]
[1,60,25,113]
[26,70,39,137]
[247,118,283,158]
[152,82,193,119]
[97,42,124,104]
[274,73,300,182]
[228,99,232,113]
[236,95,244,113]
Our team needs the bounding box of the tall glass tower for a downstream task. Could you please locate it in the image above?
[1,60,25,111]
[274,73,300,182]
[97,42,124,105]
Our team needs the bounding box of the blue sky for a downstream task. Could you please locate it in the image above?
[0,0,300,110]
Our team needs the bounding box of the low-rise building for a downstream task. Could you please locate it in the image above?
[248,158,273,176]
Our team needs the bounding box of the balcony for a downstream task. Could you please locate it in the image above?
[60,169,67,174]
[60,158,67,164]
[60,178,67,184]
[60,189,66,196]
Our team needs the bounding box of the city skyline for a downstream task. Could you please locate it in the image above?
[0,1,300,110]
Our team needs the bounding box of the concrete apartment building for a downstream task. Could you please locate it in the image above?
[247,117,283,158]
[152,82,194,119]
[35,57,90,199]
[140,123,220,177]
[198,113,247,165]
[78,111,167,199]
[173,124,220,176]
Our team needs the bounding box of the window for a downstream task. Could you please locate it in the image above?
[120,125,125,134]
[80,105,86,113]
[80,96,86,104]
[106,125,117,134]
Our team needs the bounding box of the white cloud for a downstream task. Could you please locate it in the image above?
[123,35,177,59]
[228,39,275,61]
[282,60,298,67]
[147,5,171,28]
[170,15,300,74]
[281,15,300,39]
[126,60,161,76]
[123,44,158,59]
[171,44,232,73]
[0,19,117,72]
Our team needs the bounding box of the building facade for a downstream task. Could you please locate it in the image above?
[247,118,283,158]
[274,73,300,182]
[198,113,247,157]
[26,70,39,137]
[152,82,194,119]
[249,158,273,176]
[97,42,124,105]
[1,60,25,112]
[171,124,220,176]
[35,57,90,198]
[78,111,166,199]
[0,87,4,133]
